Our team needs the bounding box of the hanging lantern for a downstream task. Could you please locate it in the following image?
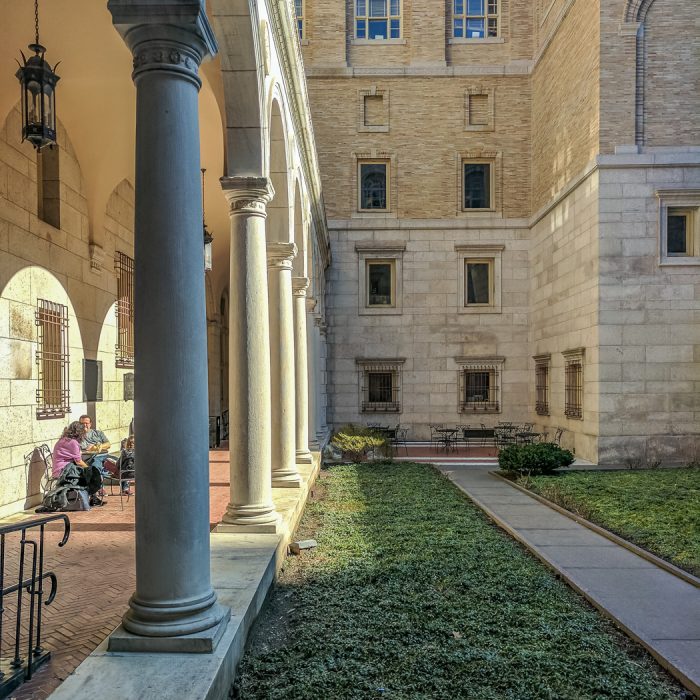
[16,0,60,150]
[201,168,214,273]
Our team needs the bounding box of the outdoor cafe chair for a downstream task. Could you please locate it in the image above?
[392,427,409,455]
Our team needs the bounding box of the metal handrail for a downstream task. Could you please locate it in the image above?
[0,514,70,698]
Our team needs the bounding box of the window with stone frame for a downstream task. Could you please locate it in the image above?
[657,189,700,265]
[356,241,404,316]
[534,354,550,416]
[462,161,493,210]
[115,251,135,368]
[294,0,304,40]
[464,259,492,306]
[453,0,498,39]
[455,244,503,314]
[355,0,401,39]
[358,160,389,211]
[563,349,584,420]
[457,358,503,413]
[366,259,395,307]
[35,299,70,419]
[357,359,404,412]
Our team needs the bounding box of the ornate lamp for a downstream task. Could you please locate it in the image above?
[201,168,214,272]
[16,0,60,150]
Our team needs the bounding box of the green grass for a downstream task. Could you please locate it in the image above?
[524,468,700,577]
[233,462,681,700]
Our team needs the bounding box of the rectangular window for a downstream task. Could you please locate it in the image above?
[358,359,404,412]
[454,0,498,38]
[115,252,135,368]
[463,162,492,210]
[82,359,103,402]
[667,209,692,256]
[465,260,492,305]
[294,0,304,40]
[359,161,388,211]
[356,0,401,39]
[457,358,503,413]
[35,299,70,419]
[534,356,550,416]
[367,260,395,306]
[564,358,583,419]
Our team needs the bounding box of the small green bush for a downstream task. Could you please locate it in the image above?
[330,424,389,461]
[499,443,574,475]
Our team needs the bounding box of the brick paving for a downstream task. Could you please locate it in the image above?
[3,448,231,700]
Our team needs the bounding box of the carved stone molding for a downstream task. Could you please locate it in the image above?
[267,241,297,270]
[305,296,317,313]
[89,243,105,273]
[132,41,203,84]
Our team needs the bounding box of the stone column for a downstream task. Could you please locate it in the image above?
[267,243,302,487]
[317,319,330,441]
[306,296,320,450]
[217,177,281,532]
[292,277,313,463]
[107,2,229,651]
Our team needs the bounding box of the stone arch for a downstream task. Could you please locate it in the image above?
[623,0,656,22]
[210,0,267,177]
[267,92,293,244]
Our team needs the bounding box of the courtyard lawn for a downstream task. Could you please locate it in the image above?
[233,462,681,700]
[523,468,700,577]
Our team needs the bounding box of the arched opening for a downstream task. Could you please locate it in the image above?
[267,98,292,244]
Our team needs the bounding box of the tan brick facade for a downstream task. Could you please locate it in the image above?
[304,0,700,463]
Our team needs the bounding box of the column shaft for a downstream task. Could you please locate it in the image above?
[293,277,313,463]
[268,243,302,487]
[218,178,281,532]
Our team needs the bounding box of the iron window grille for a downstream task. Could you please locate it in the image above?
[454,0,498,38]
[457,359,503,413]
[357,360,403,412]
[534,359,550,416]
[115,251,134,368]
[564,352,584,419]
[355,0,401,39]
[35,299,70,419]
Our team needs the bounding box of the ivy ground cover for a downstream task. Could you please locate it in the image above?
[233,462,682,700]
[524,468,700,577]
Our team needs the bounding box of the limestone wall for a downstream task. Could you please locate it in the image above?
[0,105,134,516]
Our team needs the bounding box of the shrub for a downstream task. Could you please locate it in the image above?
[330,424,389,462]
[499,443,574,476]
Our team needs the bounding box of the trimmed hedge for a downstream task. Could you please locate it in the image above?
[330,424,389,461]
[499,442,575,475]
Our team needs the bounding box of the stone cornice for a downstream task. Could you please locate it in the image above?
[265,0,331,269]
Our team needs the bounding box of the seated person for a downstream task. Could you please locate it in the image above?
[52,421,90,480]
[79,414,111,474]
[117,435,135,496]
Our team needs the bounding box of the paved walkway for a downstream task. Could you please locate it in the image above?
[438,465,700,696]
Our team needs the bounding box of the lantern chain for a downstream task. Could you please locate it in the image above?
[34,0,40,47]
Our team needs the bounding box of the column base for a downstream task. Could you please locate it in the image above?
[272,474,302,488]
[217,505,282,533]
[214,518,282,534]
[308,438,320,450]
[109,604,230,653]
[296,450,313,464]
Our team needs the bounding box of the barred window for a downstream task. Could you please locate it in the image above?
[454,0,498,39]
[457,358,503,413]
[294,0,304,40]
[115,252,134,368]
[357,359,404,412]
[356,0,401,39]
[35,299,70,419]
[534,355,550,416]
[563,349,584,419]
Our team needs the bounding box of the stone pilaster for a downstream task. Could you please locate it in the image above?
[267,242,302,487]
[217,177,281,532]
[306,296,320,450]
[292,277,313,463]
[314,316,329,442]
[106,0,229,652]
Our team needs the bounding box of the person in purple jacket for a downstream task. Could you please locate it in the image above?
[52,421,90,480]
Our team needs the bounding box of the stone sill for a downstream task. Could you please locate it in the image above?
[449,37,505,44]
[351,39,407,46]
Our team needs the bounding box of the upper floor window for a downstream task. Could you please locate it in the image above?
[463,162,492,210]
[356,0,401,40]
[359,161,389,210]
[656,189,700,265]
[294,0,304,40]
[454,0,498,39]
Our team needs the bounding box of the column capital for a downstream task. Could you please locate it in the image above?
[108,1,217,86]
[292,276,310,297]
[267,241,297,270]
[305,295,318,313]
[221,177,274,217]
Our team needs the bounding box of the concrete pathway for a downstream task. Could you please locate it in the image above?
[438,466,700,696]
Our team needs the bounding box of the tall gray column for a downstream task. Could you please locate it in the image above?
[268,243,302,487]
[306,296,320,451]
[217,177,281,532]
[317,319,329,441]
[292,277,313,463]
[107,1,229,651]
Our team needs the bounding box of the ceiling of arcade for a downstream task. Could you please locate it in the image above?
[0,0,246,300]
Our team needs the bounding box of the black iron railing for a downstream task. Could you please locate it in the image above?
[0,514,70,698]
